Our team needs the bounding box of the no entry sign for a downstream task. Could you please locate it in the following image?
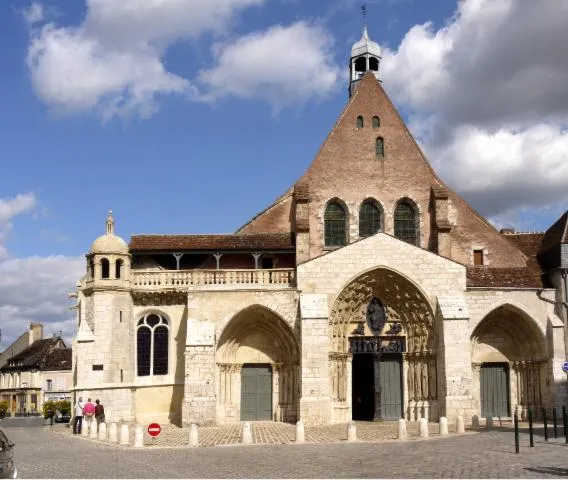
[148,423,161,437]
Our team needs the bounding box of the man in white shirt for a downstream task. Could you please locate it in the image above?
[73,397,85,434]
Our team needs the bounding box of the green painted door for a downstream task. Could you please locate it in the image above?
[379,355,403,420]
[480,363,509,417]
[241,365,273,421]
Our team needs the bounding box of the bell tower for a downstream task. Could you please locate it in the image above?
[349,3,382,98]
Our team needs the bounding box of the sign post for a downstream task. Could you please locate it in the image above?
[148,423,161,439]
[562,361,568,373]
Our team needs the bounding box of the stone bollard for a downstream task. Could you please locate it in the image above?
[134,426,144,448]
[189,424,199,447]
[241,422,253,445]
[397,419,407,440]
[120,424,129,445]
[98,423,107,441]
[486,416,493,431]
[457,416,465,434]
[81,422,89,437]
[419,418,429,438]
[109,423,118,443]
[471,415,480,431]
[347,421,357,442]
[439,417,448,436]
[90,421,98,439]
[295,421,305,444]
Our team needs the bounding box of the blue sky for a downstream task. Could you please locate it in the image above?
[0,0,567,347]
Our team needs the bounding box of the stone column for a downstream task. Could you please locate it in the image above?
[471,363,482,416]
[183,318,216,426]
[437,297,474,420]
[299,294,332,425]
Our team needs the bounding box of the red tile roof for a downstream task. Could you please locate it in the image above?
[466,267,543,289]
[130,233,295,252]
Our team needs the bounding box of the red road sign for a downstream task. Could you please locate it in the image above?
[148,423,161,437]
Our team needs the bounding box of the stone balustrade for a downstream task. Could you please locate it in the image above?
[132,268,296,290]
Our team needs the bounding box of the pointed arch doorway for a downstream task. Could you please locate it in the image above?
[330,267,438,422]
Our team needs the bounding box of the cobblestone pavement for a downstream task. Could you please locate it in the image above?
[51,419,462,447]
[3,422,568,478]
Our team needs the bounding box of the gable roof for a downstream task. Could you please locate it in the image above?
[0,338,70,372]
[130,232,295,252]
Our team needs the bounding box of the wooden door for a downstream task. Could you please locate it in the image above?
[379,355,403,420]
[241,365,273,421]
[480,363,509,417]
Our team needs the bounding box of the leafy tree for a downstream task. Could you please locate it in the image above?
[0,400,8,418]
[42,400,56,419]
[55,400,71,415]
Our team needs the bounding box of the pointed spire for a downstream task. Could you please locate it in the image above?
[361,2,368,39]
[105,210,115,235]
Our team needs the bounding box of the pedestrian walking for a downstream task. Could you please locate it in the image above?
[94,399,105,432]
[73,397,85,434]
[83,398,96,433]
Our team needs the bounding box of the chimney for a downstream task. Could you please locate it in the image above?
[29,322,44,346]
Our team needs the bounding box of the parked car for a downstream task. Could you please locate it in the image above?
[0,428,17,479]
[54,411,71,423]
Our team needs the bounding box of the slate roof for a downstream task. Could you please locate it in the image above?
[0,338,71,372]
[130,233,295,252]
[538,212,568,270]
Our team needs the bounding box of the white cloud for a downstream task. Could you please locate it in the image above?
[0,193,37,261]
[22,2,44,25]
[26,1,344,118]
[198,22,341,109]
[382,0,568,221]
[0,256,84,349]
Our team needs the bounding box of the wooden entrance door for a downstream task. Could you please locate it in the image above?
[480,363,509,417]
[241,364,272,421]
[379,354,403,420]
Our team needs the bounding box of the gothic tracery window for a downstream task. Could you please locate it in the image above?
[324,202,347,247]
[394,200,419,245]
[137,313,169,377]
[359,201,381,237]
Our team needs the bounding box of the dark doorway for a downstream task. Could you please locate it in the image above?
[241,364,272,421]
[480,363,510,417]
[352,353,403,421]
[352,354,375,420]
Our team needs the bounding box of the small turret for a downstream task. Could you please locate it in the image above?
[349,5,382,98]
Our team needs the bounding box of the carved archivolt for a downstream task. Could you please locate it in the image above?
[329,267,437,404]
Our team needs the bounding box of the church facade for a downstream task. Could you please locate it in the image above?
[71,26,568,427]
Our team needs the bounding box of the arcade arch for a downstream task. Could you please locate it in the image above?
[471,304,548,419]
[216,305,299,423]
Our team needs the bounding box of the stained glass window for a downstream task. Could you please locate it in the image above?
[325,202,347,247]
[359,202,381,237]
[137,313,169,376]
[394,201,418,245]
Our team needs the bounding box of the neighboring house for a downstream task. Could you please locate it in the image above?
[72,22,568,427]
[0,336,71,416]
[0,323,43,370]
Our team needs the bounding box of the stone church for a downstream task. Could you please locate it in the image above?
[72,24,568,427]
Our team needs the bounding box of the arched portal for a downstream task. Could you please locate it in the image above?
[216,305,299,423]
[471,305,547,419]
[330,267,438,422]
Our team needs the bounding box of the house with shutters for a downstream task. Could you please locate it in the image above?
[71,22,568,427]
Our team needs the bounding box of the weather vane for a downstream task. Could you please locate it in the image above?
[361,1,367,28]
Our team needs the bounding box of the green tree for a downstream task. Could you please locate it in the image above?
[0,400,8,418]
[42,400,56,419]
[55,400,71,415]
